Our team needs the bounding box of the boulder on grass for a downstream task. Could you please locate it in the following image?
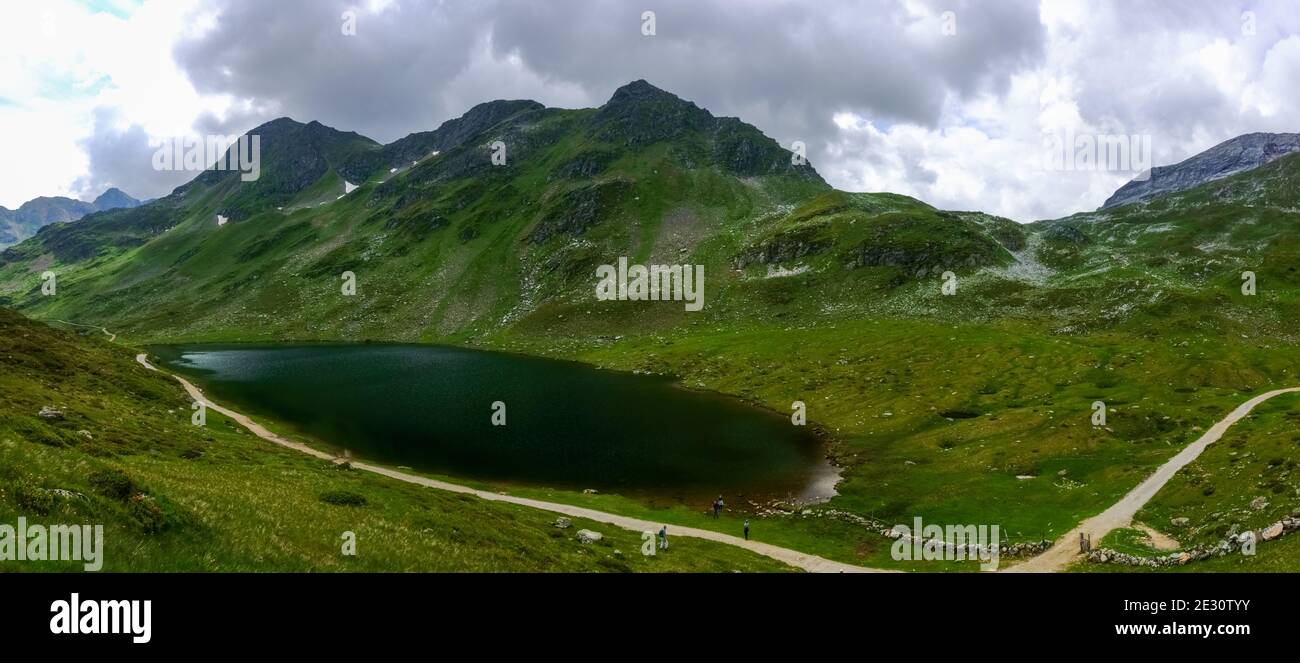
[1262,522,1284,541]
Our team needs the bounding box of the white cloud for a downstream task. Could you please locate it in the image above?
[0,0,227,207]
[820,0,1300,220]
[1,0,1298,220]
[438,33,596,117]
[1244,35,1300,119]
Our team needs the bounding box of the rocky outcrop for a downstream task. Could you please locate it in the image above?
[735,225,832,268]
[1102,132,1300,209]
[528,180,633,243]
[882,525,1050,559]
[1040,223,1090,245]
[549,150,618,181]
[1086,515,1300,567]
[847,243,993,273]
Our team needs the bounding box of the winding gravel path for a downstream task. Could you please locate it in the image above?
[51,319,116,342]
[1007,386,1300,572]
[135,353,888,573]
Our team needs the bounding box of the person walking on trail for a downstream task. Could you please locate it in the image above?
[658,525,668,550]
[743,519,750,541]
[712,495,725,519]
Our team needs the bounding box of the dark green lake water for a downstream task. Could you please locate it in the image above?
[150,344,837,505]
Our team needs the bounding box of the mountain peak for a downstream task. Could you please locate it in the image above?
[92,187,141,211]
[373,98,544,165]
[1103,131,1300,209]
[603,79,682,107]
[459,99,544,127]
[595,80,714,147]
[248,116,304,134]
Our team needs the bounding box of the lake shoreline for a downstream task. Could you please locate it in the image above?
[147,341,842,508]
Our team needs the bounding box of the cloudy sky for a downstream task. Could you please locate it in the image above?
[1,0,1297,221]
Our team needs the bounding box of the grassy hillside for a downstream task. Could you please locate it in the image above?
[1,81,1298,572]
[0,81,1014,344]
[1076,391,1300,572]
[0,308,794,572]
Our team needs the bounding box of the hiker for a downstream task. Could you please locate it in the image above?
[712,495,725,519]
[743,520,750,541]
[658,525,668,550]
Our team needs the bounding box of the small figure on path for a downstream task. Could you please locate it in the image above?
[659,525,669,550]
[712,495,725,519]
[743,519,750,541]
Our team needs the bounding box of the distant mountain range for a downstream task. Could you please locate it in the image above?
[0,188,142,249]
[1,80,1297,347]
[1102,132,1300,209]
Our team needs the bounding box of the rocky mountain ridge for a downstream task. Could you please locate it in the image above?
[1102,132,1300,209]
